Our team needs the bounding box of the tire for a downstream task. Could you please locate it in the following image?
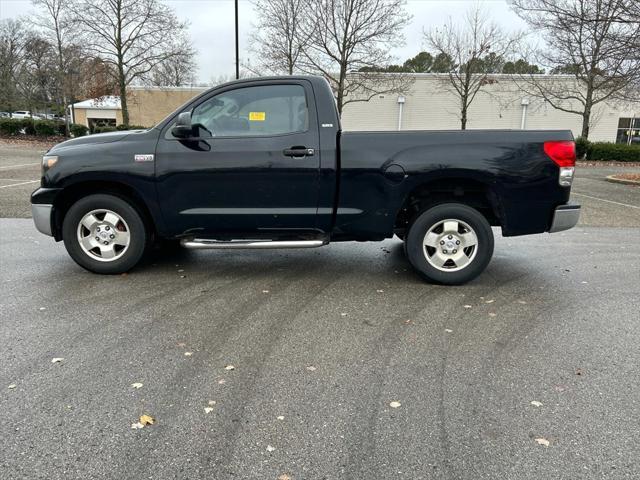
[405,203,494,285]
[62,194,149,274]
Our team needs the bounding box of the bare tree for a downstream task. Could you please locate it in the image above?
[250,0,308,75]
[149,39,197,86]
[511,0,640,138]
[16,34,58,114]
[297,0,413,114]
[0,19,28,114]
[425,7,522,129]
[74,0,195,125]
[31,0,75,133]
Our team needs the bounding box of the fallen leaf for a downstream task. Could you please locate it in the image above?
[444,328,453,333]
[277,415,285,421]
[535,437,550,447]
[389,401,401,408]
[51,358,64,363]
[306,366,316,371]
[485,299,495,304]
[266,445,276,452]
[224,365,235,370]
[139,414,155,426]
[531,401,543,407]
[208,400,216,406]
[131,422,144,429]
[204,407,214,414]
[8,384,16,389]
[131,382,143,389]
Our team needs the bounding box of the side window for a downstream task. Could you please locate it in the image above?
[190,84,308,137]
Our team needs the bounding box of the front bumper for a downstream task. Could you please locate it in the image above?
[32,204,53,236]
[549,204,580,233]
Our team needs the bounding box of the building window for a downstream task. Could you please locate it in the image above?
[616,117,640,144]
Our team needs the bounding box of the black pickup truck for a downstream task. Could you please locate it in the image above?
[31,75,580,284]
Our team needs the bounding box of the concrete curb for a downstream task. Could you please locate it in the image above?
[606,175,640,186]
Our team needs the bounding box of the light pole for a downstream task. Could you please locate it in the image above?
[235,0,239,80]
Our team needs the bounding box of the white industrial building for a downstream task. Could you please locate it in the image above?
[341,74,639,143]
[68,73,639,144]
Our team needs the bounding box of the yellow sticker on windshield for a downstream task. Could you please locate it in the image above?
[249,111,266,121]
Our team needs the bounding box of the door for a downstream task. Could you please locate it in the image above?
[155,81,321,237]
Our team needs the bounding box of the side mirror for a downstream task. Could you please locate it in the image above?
[171,111,193,138]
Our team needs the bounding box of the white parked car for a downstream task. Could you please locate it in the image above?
[11,111,32,119]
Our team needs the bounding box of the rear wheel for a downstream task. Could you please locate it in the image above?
[405,203,494,285]
[62,194,149,274]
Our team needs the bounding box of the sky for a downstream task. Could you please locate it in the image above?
[0,0,529,84]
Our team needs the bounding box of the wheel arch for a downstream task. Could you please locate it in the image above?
[394,176,503,236]
[52,180,157,241]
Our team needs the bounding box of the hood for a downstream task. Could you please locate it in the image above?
[48,130,135,153]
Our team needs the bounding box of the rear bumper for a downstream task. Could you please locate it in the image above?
[32,204,54,236]
[549,204,580,233]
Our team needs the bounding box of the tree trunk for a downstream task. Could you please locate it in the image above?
[117,63,129,126]
[581,95,592,139]
[460,93,468,130]
[336,65,347,116]
[581,79,595,139]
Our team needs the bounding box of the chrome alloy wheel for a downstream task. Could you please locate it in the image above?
[76,209,131,262]
[422,219,478,272]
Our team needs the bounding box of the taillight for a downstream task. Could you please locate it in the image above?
[544,141,576,187]
[544,141,576,167]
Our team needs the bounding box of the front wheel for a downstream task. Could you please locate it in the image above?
[405,203,494,285]
[62,194,149,274]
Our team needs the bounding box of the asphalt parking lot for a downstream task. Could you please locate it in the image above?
[1,141,640,479]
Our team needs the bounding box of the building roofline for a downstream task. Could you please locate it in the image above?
[346,72,577,79]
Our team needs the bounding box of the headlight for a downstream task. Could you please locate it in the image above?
[42,155,58,173]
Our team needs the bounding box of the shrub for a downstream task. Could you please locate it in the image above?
[116,124,147,131]
[56,122,67,136]
[93,126,117,134]
[70,123,88,137]
[34,120,57,136]
[0,118,23,135]
[588,142,640,162]
[575,136,590,159]
[22,119,36,135]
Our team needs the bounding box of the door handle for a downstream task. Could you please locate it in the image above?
[283,146,314,158]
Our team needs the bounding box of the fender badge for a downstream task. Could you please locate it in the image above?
[134,154,154,162]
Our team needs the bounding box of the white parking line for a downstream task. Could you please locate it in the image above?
[572,192,640,210]
[0,162,39,170]
[0,180,40,189]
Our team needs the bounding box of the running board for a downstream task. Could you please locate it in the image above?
[181,238,328,250]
